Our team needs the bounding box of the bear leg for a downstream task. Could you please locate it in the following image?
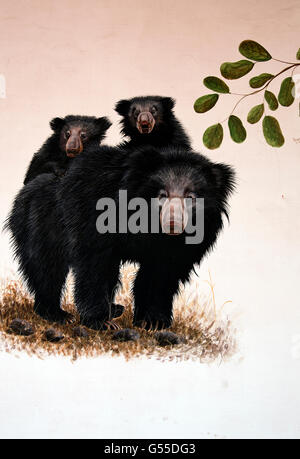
[73,250,121,329]
[27,261,70,323]
[133,263,180,330]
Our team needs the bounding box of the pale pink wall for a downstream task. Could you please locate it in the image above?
[1,0,300,437]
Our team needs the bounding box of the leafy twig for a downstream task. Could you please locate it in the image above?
[194,40,300,149]
[221,62,299,122]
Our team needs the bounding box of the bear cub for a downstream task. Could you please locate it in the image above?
[23,115,111,184]
[115,96,191,150]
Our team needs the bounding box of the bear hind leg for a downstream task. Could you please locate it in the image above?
[21,258,70,323]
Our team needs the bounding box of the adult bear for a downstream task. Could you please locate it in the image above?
[7,145,235,329]
[115,96,191,150]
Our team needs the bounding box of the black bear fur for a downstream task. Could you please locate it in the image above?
[23,115,111,185]
[115,96,191,150]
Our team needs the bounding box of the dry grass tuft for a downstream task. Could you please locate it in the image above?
[0,264,237,362]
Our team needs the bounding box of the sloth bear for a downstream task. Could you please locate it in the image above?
[115,96,191,150]
[7,144,235,330]
[23,115,112,184]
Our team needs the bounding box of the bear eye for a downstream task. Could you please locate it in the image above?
[151,105,157,114]
[65,131,71,139]
[80,132,87,140]
[133,109,139,119]
[158,190,168,201]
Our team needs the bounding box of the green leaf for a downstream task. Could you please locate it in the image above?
[249,73,273,88]
[203,76,230,94]
[220,60,254,80]
[262,116,285,147]
[247,104,264,124]
[264,90,278,111]
[278,77,295,107]
[228,115,247,143]
[297,48,300,60]
[194,94,219,113]
[239,40,272,61]
[203,124,224,149]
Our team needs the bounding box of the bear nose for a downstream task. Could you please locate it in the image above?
[67,146,79,152]
[136,111,155,134]
[66,134,83,156]
[139,112,151,123]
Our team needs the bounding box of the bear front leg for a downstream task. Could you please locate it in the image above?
[133,263,181,330]
[73,250,121,330]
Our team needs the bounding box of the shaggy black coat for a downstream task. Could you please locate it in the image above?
[23,115,111,185]
[7,145,235,329]
[115,96,191,150]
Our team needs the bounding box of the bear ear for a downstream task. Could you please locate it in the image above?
[162,97,175,111]
[115,99,131,116]
[95,117,112,133]
[50,117,65,132]
[211,163,236,197]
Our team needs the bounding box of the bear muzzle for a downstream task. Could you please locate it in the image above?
[136,112,155,134]
[66,136,83,157]
[160,198,188,236]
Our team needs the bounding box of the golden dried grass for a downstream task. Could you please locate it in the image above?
[0,264,237,362]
